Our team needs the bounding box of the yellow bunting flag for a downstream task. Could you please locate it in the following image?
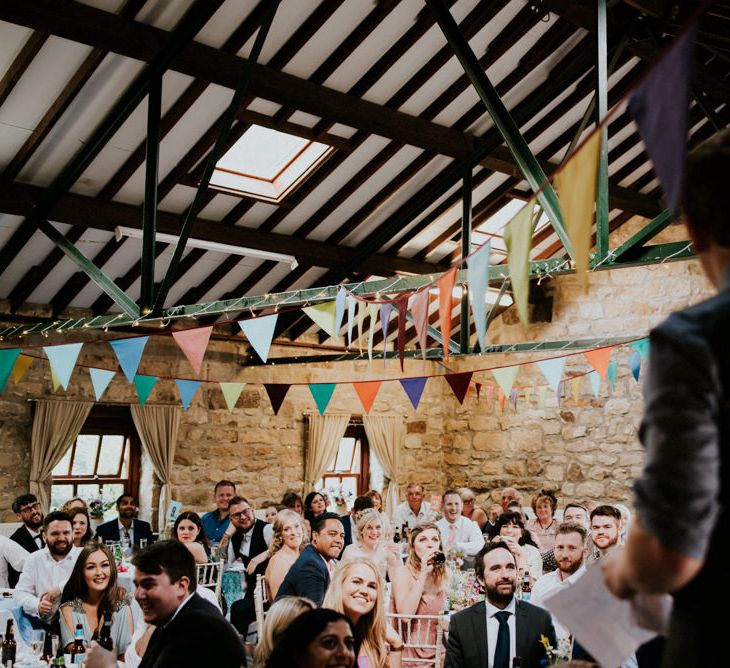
[571,377,581,403]
[303,301,338,338]
[504,201,535,328]
[13,354,34,383]
[555,131,602,287]
[219,382,246,413]
[50,365,62,392]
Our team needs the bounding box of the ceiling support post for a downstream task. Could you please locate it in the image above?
[594,0,610,263]
[141,72,161,314]
[460,166,472,354]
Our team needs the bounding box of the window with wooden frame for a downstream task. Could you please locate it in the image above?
[318,423,370,512]
[50,405,141,519]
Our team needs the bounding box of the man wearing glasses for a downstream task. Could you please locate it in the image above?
[8,494,45,587]
[220,496,269,636]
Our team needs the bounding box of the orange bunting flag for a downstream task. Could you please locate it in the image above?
[583,347,613,381]
[438,268,457,360]
[555,131,602,287]
[171,326,213,375]
[353,381,381,414]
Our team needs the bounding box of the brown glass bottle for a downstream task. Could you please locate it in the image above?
[68,624,86,664]
[1,619,16,665]
[97,616,114,652]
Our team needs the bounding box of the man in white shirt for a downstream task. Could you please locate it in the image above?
[445,543,555,668]
[530,523,589,641]
[391,482,435,529]
[437,489,484,568]
[562,502,590,529]
[14,511,81,622]
[0,534,29,588]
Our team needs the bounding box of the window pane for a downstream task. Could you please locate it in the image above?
[334,438,355,472]
[351,440,361,474]
[102,484,124,521]
[97,435,125,475]
[52,447,73,476]
[51,485,73,511]
[71,435,100,475]
[76,484,101,505]
[119,438,129,478]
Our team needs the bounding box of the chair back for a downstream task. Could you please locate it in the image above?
[253,573,269,640]
[386,612,447,666]
[195,559,224,602]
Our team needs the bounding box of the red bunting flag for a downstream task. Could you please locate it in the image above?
[171,326,214,375]
[353,381,382,414]
[445,372,473,404]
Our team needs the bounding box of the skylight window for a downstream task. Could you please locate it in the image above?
[210,125,332,202]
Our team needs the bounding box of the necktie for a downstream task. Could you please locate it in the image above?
[448,523,457,548]
[493,610,511,668]
[36,535,44,548]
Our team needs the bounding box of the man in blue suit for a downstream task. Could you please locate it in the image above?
[275,512,344,605]
[95,493,155,547]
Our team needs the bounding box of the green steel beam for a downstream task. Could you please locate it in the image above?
[0,0,224,295]
[141,72,162,314]
[425,0,572,258]
[405,312,460,355]
[151,0,280,315]
[460,167,472,354]
[611,209,673,262]
[609,240,694,266]
[595,0,610,262]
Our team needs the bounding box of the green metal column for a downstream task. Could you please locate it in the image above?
[460,166,471,354]
[425,0,572,259]
[141,73,162,314]
[595,0,610,263]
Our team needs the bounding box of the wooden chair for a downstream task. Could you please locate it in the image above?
[253,573,269,640]
[195,559,224,603]
[386,612,448,666]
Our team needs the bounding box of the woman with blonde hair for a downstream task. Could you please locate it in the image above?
[252,595,315,668]
[342,509,400,580]
[391,522,449,667]
[265,509,306,599]
[323,558,403,668]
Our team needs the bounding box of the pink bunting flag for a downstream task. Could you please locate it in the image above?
[409,290,430,359]
[438,269,457,360]
[396,296,408,371]
[583,347,613,381]
[171,326,213,375]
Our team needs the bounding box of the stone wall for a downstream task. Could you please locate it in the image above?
[0,243,714,522]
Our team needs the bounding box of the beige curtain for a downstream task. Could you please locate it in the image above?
[131,405,180,530]
[304,413,350,493]
[363,415,404,517]
[30,400,93,510]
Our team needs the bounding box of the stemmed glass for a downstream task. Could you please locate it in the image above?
[29,629,45,660]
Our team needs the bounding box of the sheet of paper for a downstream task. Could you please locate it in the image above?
[542,562,670,667]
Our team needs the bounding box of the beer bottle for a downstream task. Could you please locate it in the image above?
[393,525,401,543]
[520,572,531,601]
[40,631,55,664]
[97,615,114,652]
[68,624,86,664]
[1,619,16,665]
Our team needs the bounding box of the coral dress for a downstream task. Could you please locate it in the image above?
[401,591,446,668]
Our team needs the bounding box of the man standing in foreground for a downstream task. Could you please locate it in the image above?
[445,543,555,668]
[604,130,730,667]
[86,540,244,668]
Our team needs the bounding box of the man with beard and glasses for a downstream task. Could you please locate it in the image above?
[530,523,589,643]
[95,493,155,548]
[15,511,81,624]
[445,543,555,668]
[8,493,45,587]
[588,505,621,564]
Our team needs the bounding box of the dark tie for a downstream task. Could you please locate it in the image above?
[493,610,511,668]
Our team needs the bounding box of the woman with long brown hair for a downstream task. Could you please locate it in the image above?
[69,507,93,548]
[59,543,133,658]
[173,511,210,564]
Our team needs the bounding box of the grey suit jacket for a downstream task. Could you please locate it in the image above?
[444,599,556,668]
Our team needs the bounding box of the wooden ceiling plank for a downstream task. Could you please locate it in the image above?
[0,30,48,108]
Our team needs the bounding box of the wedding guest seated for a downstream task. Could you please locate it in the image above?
[59,544,133,659]
[94,494,154,548]
[525,490,559,553]
[262,502,281,524]
[500,487,522,512]
[341,509,401,581]
[323,558,403,667]
[276,513,344,605]
[613,503,632,544]
[342,496,374,549]
[173,511,210,565]
[252,596,315,668]
[8,493,45,587]
[437,489,485,568]
[304,491,328,527]
[281,491,304,516]
[0,534,28,588]
[492,512,543,583]
[366,489,392,537]
[15,511,81,623]
[61,497,89,514]
[588,504,621,564]
[563,502,590,528]
[265,608,358,668]
[484,504,503,540]
[391,483,435,530]
[390,522,448,667]
[200,480,237,544]
[69,507,93,548]
[459,488,488,531]
[265,509,306,599]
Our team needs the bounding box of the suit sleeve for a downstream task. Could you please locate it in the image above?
[444,616,464,668]
[297,560,329,606]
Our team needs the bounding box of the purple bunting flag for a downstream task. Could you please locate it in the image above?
[400,377,428,410]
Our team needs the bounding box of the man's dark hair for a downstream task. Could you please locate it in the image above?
[564,502,588,515]
[214,480,236,493]
[475,542,516,581]
[352,496,374,514]
[228,495,251,509]
[115,493,135,508]
[43,511,72,531]
[556,522,588,545]
[590,504,621,523]
[311,512,344,534]
[132,539,197,592]
[682,128,730,245]
[12,493,38,514]
[280,491,303,508]
[442,488,461,503]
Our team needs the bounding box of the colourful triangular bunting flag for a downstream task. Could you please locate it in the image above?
[239,314,278,363]
[176,379,201,411]
[584,347,612,381]
[629,351,642,382]
[0,349,21,392]
[504,202,535,327]
[469,240,491,350]
[492,365,519,397]
[335,288,346,333]
[219,382,245,412]
[409,290,430,359]
[445,372,472,404]
[537,357,566,392]
[133,374,158,406]
[630,338,650,360]
[110,337,149,383]
[44,342,83,391]
[367,303,378,361]
[12,353,34,384]
[353,381,381,414]
[264,383,291,415]
[400,377,427,410]
[171,326,213,375]
[380,302,393,363]
[438,269,457,360]
[89,368,116,401]
[303,301,338,339]
[607,360,618,391]
[589,370,601,398]
[309,383,336,415]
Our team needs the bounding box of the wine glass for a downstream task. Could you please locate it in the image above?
[30,629,45,658]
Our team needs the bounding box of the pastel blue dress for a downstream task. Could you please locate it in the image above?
[60,596,133,654]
